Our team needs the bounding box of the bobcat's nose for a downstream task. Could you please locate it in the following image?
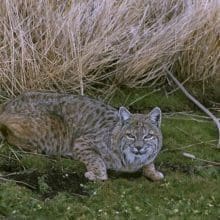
[135,141,144,150]
[135,146,142,151]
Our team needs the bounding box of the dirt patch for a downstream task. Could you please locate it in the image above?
[0,158,89,199]
[5,168,88,199]
[108,170,142,180]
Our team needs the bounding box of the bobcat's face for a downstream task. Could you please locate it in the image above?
[118,107,162,168]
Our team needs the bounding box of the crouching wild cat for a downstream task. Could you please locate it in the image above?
[0,92,164,181]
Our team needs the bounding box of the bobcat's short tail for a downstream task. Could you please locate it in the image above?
[0,104,29,145]
[0,103,12,141]
[0,124,6,141]
[0,104,6,141]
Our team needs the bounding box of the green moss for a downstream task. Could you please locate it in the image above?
[0,89,219,219]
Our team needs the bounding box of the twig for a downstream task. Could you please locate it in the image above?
[128,88,161,106]
[3,169,37,177]
[164,116,210,123]
[0,176,36,190]
[71,192,87,198]
[163,111,211,119]
[166,69,220,148]
[182,152,220,166]
[161,139,216,152]
[9,147,26,170]
[0,153,21,161]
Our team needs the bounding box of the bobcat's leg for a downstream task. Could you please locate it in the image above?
[74,139,108,181]
[143,163,164,181]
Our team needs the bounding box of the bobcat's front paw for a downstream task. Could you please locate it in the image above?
[84,171,108,181]
[144,170,164,181]
[143,163,164,181]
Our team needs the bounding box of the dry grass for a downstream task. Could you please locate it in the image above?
[0,0,219,96]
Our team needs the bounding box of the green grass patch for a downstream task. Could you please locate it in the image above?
[102,87,193,112]
[0,90,219,219]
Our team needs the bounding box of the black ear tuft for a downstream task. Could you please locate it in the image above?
[119,107,131,121]
[149,107,162,127]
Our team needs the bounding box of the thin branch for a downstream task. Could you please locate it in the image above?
[161,139,216,152]
[0,176,36,190]
[166,69,220,148]
[163,111,212,119]
[128,88,161,106]
[182,152,220,166]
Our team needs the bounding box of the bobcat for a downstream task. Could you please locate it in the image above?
[0,92,164,181]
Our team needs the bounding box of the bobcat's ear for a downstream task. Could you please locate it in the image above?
[149,107,161,127]
[119,107,131,121]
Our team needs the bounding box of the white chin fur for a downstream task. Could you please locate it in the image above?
[124,150,148,165]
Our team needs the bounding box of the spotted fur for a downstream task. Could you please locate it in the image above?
[0,92,164,181]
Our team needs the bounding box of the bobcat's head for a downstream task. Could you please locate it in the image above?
[115,107,162,171]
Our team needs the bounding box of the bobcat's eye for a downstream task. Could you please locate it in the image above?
[143,134,154,140]
[126,133,135,140]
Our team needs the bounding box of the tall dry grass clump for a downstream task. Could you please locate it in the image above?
[0,0,219,96]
